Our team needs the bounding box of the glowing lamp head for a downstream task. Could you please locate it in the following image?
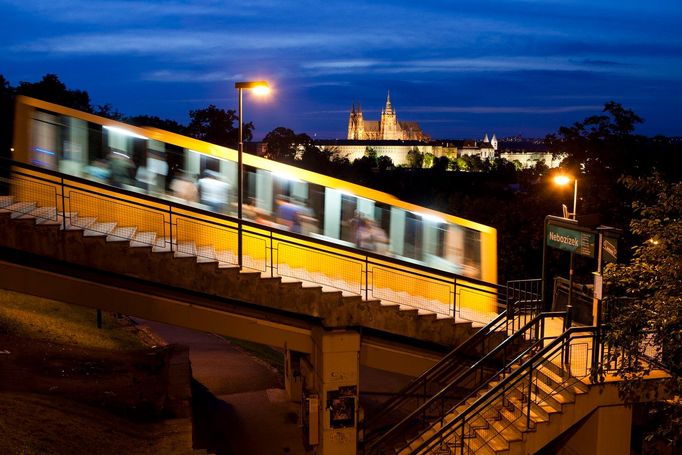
[251,84,270,96]
[553,175,572,186]
[235,80,270,96]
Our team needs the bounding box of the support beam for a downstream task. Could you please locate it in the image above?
[0,260,313,353]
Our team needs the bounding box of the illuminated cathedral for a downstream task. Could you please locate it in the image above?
[347,92,429,141]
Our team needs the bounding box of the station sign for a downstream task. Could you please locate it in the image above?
[546,220,596,258]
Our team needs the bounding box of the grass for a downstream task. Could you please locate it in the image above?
[0,289,147,351]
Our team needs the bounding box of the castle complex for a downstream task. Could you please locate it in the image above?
[347,92,429,141]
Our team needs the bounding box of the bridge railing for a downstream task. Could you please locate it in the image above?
[3,159,506,323]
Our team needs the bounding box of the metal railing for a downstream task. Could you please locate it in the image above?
[364,310,562,454]
[408,325,596,455]
[1,159,507,323]
[362,279,541,444]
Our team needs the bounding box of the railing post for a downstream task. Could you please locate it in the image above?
[526,365,533,431]
[364,256,369,301]
[60,178,67,231]
[168,206,174,252]
[591,298,603,380]
[270,231,274,278]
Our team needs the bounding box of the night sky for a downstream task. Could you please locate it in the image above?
[1,0,680,140]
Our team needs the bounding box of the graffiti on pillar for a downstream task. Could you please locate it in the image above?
[327,385,357,429]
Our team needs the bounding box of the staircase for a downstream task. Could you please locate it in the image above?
[0,166,502,349]
[375,323,651,455]
[362,311,558,453]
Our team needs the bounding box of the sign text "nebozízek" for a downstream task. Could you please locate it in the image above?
[546,225,595,258]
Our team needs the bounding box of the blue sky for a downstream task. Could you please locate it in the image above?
[1,0,681,140]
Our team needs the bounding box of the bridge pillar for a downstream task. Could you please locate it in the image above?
[305,327,360,455]
[557,404,633,455]
[284,344,303,402]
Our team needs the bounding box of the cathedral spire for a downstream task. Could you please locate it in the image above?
[385,90,393,114]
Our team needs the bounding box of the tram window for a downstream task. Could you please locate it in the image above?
[87,122,104,162]
[132,138,146,168]
[463,228,482,278]
[200,155,220,174]
[375,202,391,234]
[340,194,357,243]
[436,224,446,257]
[404,211,423,261]
[308,183,325,228]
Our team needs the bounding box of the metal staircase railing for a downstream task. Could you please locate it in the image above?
[364,310,563,454]
[362,279,541,443]
[407,325,596,454]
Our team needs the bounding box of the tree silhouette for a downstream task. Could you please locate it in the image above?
[16,74,92,113]
[186,104,250,149]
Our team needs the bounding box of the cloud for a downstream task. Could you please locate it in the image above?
[141,69,243,82]
[302,57,628,76]
[401,105,602,114]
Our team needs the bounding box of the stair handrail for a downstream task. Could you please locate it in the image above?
[363,311,508,434]
[364,286,543,439]
[409,325,597,455]
[365,310,564,452]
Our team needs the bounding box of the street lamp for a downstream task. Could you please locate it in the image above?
[235,80,270,268]
[553,173,579,330]
[553,174,578,220]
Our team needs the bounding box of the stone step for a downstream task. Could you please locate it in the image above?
[196,245,217,263]
[0,195,13,208]
[83,221,117,237]
[62,215,97,231]
[1,201,36,218]
[107,226,137,242]
[152,237,173,253]
[175,241,197,258]
[31,206,60,225]
[130,230,156,247]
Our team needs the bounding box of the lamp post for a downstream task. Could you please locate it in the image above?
[235,80,270,268]
[553,174,578,220]
[554,174,579,330]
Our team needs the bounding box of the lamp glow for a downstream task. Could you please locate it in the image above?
[553,175,571,186]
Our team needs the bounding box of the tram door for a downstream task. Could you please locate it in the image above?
[30,111,61,169]
[403,211,423,261]
[340,194,357,243]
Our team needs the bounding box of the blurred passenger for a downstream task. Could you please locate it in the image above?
[368,219,389,254]
[84,159,110,183]
[109,150,134,188]
[135,165,154,192]
[170,171,199,203]
[198,170,230,213]
[147,151,169,194]
[275,194,304,233]
[355,217,374,251]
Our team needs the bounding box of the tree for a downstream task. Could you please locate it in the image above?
[186,104,250,149]
[126,115,187,135]
[94,103,124,121]
[603,175,682,446]
[16,74,92,113]
[405,148,424,169]
[263,127,313,163]
[423,152,435,169]
[544,101,646,178]
[377,155,394,172]
[0,74,15,159]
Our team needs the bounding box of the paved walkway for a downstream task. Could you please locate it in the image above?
[137,319,307,455]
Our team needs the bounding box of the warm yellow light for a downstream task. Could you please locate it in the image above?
[251,85,271,96]
[648,238,659,245]
[553,175,571,186]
